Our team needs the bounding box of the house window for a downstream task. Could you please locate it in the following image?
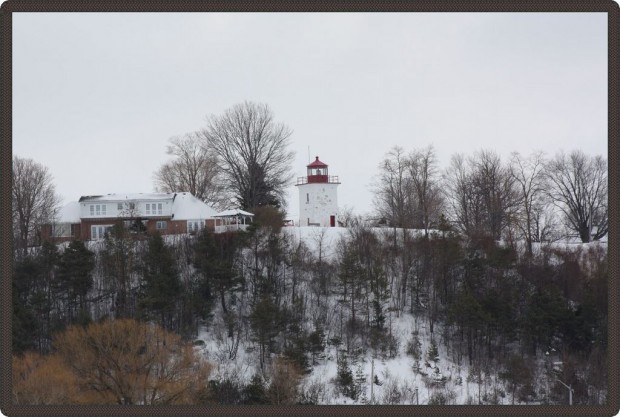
[129,202,135,210]
[117,203,123,210]
[156,221,167,230]
[147,203,163,215]
[187,220,204,234]
[52,223,71,237]
[90,204,106,216]
[91,225,113,240]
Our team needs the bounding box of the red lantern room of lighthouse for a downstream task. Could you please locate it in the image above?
[296,156,340,227]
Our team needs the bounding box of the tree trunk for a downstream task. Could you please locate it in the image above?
[579,223,591,243]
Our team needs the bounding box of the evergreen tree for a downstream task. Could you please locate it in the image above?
[138,232,181,329]
[523,288,568,355]
[13,245,60,352]
[250,294,280,370]
[337,245,364,333]
[243,374,269,404]
[354,364,367,402]
[308,324,326,365]
[427,339,440,363]
[101,224,136,319]
[207,378,243,404]
[12,278,37,353]
[57,240,95,320]
[336,353,357,400]
[499,354,533,404]
[193,229,243,335]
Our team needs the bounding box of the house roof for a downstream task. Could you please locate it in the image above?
[171,192,218,220]
[307,156,328,168]
[79,193,175,202]
[56,201,81,223]
[213,209,254,218]
[74,192,217,220]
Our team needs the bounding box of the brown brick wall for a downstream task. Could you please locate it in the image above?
[40,223,82,244]
[42,217,215,243]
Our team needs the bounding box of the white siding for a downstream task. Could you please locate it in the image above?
[298,183,339,227]
[80,200,173,218]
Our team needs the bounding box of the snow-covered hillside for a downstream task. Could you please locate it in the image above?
[189,226,606,405]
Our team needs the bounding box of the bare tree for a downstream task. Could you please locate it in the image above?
[545,151,607,242]
[444,150,519,242]
[472,149,521,241]
[443,153,481,239]
[408,145,443,235]
[199,101,295,210]
[509,151,548,255]
[153,133,227,209]
[373,146,414,228]
[52,319,212,404]
[12,156,60,257]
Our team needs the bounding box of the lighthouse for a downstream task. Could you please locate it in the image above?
[295,156,340,227]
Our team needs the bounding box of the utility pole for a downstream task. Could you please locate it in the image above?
[556,378,573,405]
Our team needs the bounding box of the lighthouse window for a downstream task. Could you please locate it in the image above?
[306,193,309,203]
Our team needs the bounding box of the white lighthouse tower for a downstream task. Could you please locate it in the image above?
[295,156,340,227]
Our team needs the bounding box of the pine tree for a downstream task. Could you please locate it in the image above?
[354,364,367,402]
[193,229,243,335]
[57,240,95,320]
[12,278,37,353]
[249,294,280,371]
[427,339,439,363]
[138,232,181,329]
[101,224,136,319]
[243,374,269,404]
[308,324,326,365]
[336,353,356,399]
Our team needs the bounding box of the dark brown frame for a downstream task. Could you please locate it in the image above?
[1,1,618,416]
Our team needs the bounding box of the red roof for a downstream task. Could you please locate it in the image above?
[307,156,328,168]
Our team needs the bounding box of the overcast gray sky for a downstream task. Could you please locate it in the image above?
[13,12,607,220]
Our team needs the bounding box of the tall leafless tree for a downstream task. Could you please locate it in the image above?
[373,145,443,234]
[12,156,60,257]
[509,151,548,255]
[444,150,520,242]
[373,146,413,229]
[443,153,482,239]
[199,102,295,210]
[153,133,227,210]
[408,146,443,235]
[545,151,608,242]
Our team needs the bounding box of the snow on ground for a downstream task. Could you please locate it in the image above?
[282,226,433,261]
[193,306,498,405]
[311,311,481,405]
[190,225,607,405]
[282,226,348,261]
[76,225,605,404]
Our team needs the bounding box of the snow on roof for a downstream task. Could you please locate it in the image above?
[213,209,254,217]
[171,192,218,220]
[56,201,81,223]
[79,193,175,202]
